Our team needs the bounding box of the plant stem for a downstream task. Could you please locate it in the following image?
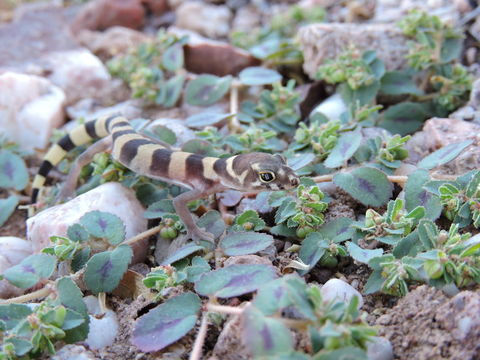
[206,303,243,315]
[124,225,162,246]
[189,312,209,360]
[0,286,53,304]
[229,80,242,133]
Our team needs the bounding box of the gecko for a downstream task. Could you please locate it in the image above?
[31,115,300,245]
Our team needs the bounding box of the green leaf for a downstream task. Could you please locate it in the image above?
[71,247,91,272]
[185,75,232,106]
[324,129,362,168]
[243,305,293,357]
[160,74,185,108]
[318,217,355,242]
[313,346,368,360]
[161,243,205,265]
[162,43,184,72]
[8,337,33,356]
[195,264,277,298]
[132,292,201,352]
[79,211,126,245]
[3,254,57,289]
[393,230,421,258]
[144,199,175,219]
[84,245,133,294]
[298,232,328,275]
[347,242,383,264]
[0,150,28,190]
[466,171,480,197]
[197,210,226,240]
[239,67,282,86]
[339,81,380,106]
[380,102,428,136]
[67,224,89,243]
[418,140,473,170]
[0,304,32,329]
[333,167,393,207]
[57,277,89,343]
[405,169,442,220]
[143,124,177,146]
[441,37,463,63]
[185,112,234,128]
[363,270,384,294]
[380,71,423,95]
[0,195,19,227]
[220,231,273,256]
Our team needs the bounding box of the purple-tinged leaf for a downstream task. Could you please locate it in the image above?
[380,102,428,136]
[84,245,132,294]
[0,150,28,190]
[0,195,18,227]
[185,112,234,128]
[160,243,205,265]
[333,166,392,207]
[239,67,282,86]
[346,242,383,264]
[195,264,277,298]
[144,199,175,219]
[243,305,293,357]
[318,217,355,242]
[324,129,362,168]
[0,304,32,329]
[405,169,441,220]
[220,231,273,256]
[160,74,185,108]
[4,254,57,289]
[162,44,184,72]
[132,292,201,352]
[80,211,125,245]
[417,140,473,170]
[185,75,232,106]
[380,71,424,96]
[287,152,315,171]
[298,232,329,275]
[197,210,225,239]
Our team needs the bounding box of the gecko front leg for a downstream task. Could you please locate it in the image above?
[172,185,225,246]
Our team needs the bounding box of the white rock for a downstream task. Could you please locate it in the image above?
[27,182,148,263]
[0,72,65,151]
[0,237,33,299]
[83,295,119,350]
[147,118,196,146]
[367,336,394,360]
[320,278,364,309]
[39,49,112,105]
[52,345,96,360]
[175,2,232,38]
[312,93,347,121]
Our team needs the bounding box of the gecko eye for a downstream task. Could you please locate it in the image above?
[259,171,275,183]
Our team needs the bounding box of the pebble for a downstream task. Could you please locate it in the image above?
[0,72,65,151]
[83,295,119,350]
[312,93,347,121]
[51,345,96,360]
[320,278,364,309]
[298,23,409,79]
[175,2,232,38]
[27,182,148,264]
[367,336,394,360]
[0,237,33,299]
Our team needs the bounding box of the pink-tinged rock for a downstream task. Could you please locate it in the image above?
[0,5,79,69]
[38,49,112,105]
[27,183,148,264]
[77,26,151,60]
[175,2,232,38]
[298,23,409,79]
[140,0,170,15]
[406,117,480,172]
[0,72,65,151]
[0,237,33,299]
[72,0,145,33]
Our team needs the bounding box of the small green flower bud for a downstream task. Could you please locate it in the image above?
[424,260,444,279]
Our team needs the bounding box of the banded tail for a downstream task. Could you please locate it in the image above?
[31,115,133,203]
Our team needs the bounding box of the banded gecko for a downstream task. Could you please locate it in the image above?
[31,115,300,244]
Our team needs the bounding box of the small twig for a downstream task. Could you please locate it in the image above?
[124,225,162,246]
[229,80,242,133]
[189,312,209,360]
[0,285,53,304]
[206,303,243,315]
[313,172,461,186]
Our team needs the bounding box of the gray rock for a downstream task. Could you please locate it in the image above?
[367,336,394,360]
[175,2,232,38]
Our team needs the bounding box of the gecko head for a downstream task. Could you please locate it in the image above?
[232,153,300,191]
